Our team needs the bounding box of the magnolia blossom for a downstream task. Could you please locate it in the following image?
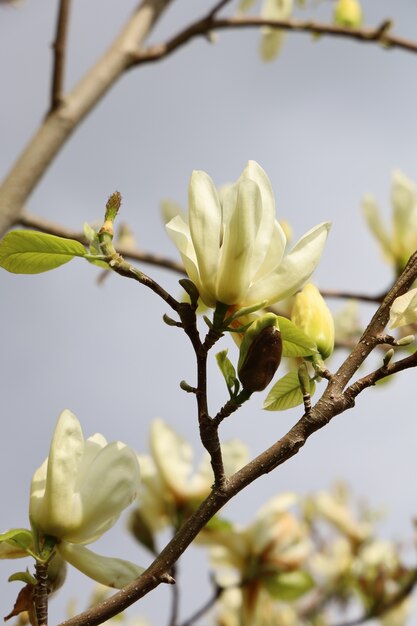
[166,161,330,309]
[28,409,143,588]
[134,419,248,533]
[363,170,417,272]
[389,288,417,329]
[203,494,312,624]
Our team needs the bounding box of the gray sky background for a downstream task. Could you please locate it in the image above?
[1,1,417,624]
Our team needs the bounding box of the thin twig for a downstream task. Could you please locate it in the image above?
[16,212,185,274]
[49,0,72,112]
[130,17,417,67]
[333,569,417,626]
[179,582,224,626]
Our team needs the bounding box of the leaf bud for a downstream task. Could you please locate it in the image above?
[383,348,394,367]
[396,335,415,346]
[238,314,282,393]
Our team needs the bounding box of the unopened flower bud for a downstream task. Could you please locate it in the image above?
[292,284,335,359]
[238,314,282,393]
[334,0,362,28]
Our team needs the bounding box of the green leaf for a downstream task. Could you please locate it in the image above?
[263,370,316,411]
[216,349,237,390]
[264,570,315,601]
[277,316,318,358]
[0,231,87,274]
[0,529,33,551]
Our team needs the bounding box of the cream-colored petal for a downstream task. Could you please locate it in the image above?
[31,410,84,537]
[240,161,282,277]
[217,179,263,304]
[189,170,222,299]
[362,195,393,260]
[389,287,417,329]
[150,419,193,500]
[247,222,331,305]
[166,216,201,288]
[253,220,287,281]
[392,170,417,241]
[58,543,144,588]
[67,442,140,544]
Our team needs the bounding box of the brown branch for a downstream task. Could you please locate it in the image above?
[49,0,72,112]
[321,288,386,303]
[343,349,417,403]
[130,17,417,67]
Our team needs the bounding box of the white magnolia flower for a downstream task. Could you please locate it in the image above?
[363,170,417,272]
[166,161,330,309]
[136,419,248,532]
[204,494,312,625]
[389,287,417,329]
[29,409,143,588]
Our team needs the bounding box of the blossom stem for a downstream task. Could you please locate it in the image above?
[34,561,49,626]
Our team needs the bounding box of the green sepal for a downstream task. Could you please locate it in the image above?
[216,349,238,393]
[0,529,33,555]
[0,231,87,274]
[263,370,316,411]
[263,570,315,601]
[276,317,319,358]
[8,569,37,586]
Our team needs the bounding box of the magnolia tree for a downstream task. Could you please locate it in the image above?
[1,1,417,626]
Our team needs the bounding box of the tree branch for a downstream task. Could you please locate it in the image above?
[49,0,72,112]
[0,0,173,237]
[56,253,417,626]
[131,17,417,67]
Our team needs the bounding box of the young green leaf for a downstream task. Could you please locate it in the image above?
[0,231,87,274]
[216,349,237,391]
[264,570,315,601]
[276,316,318,358]
[0,529,33,558]
[263,370,316,411]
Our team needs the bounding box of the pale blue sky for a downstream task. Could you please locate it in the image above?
[1,1,417,624]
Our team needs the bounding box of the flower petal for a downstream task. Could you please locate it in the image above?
[165,215,203,295]
[389,287,417,329]
[217,179,263,304]
[30,410,84,537]
[189,171,222,301]
[362,195,393,260]
[150,419,193,500]
[58,542,144,588]
[247,222,331,305]
[69,442,140,544]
